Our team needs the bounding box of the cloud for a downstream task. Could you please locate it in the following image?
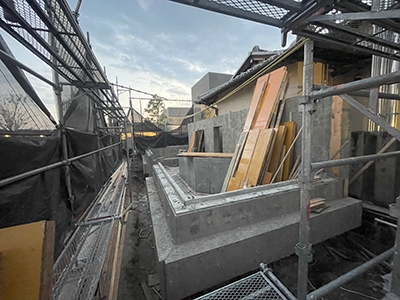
[137,0,152,11]
[74,0,285,108]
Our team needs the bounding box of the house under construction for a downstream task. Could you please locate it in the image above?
[2,1,400,300]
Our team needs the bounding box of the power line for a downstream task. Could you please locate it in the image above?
[130,97,192,102]
[110,83,192,102]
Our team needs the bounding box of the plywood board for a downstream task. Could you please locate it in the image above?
[252,67,287,130]
[243,74,270,131]
[235,129,260,181]
[221,131,248,192]
[246,129,275,187]
[282,121,296,181]
[227,130,260,191]
[0,221,54,300]
[262,125,287,184]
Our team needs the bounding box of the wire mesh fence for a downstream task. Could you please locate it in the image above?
[195,272,289,300]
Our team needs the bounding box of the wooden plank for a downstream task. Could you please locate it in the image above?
[227,130,260,191]
[288,155,300,180]
[262,125,287,184]
[270,72,289,128]
[349,136,397,184]
[0,221,54,300]
[272,97,286,129]
[246,129,275,187]
[276,145,286,182]
[140,281,153,300]
[177,152,233,158]
[227,176,241,192]
[234,129,260,181]
[108,195,128,300]
[257,132,276,185]
[187,132,196,152]
[221,131,248,192]
[252,67,287,130]
[243,74,270,131]
[330,96,343,176]
[282,121,297,181]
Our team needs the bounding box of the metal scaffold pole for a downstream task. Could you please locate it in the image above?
[388,196,400,298]
[297,40,314,300]
[51,32,75,215]
[124,117,133,203]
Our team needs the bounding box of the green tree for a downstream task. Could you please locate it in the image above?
[144,94,166,125]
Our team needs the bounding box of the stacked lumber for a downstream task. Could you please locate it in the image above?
[222,66,298,192]
[310,197,329,213]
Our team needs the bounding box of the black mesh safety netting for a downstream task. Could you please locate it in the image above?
[129,107,164,132]
[0,130,70,255]
[0,34,123,257]
[66,128,122,215]
[129,107,190,154]
[134,131,189,154]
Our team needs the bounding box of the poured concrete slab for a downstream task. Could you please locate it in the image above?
[147,170,362,300]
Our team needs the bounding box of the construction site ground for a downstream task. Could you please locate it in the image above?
[117,171,393,300]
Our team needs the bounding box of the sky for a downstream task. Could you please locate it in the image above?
[1,0,294,120]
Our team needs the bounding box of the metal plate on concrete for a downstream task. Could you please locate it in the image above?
[195,271,288,300]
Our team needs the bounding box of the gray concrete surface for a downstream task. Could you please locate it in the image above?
[188,109,248,153]
[153,164,345,244]
[148,164,362,299]
[147,176,362,300]
[179,156,231,194]
[143,145,187,175]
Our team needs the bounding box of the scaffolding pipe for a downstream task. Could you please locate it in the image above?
[124,118,133,203]
[260,264,297,300]
[375,218,398,229]
[391,196,400,296]
[50,29,75,213]
[311,149,400,170]
[340,93,400,141]
[297,39,314,300]
[307,247,394,299]
[0,142,121,188]
[309,69,400,101]
[0,49,57,88]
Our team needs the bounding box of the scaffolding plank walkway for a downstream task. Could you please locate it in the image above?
[52,162,127,300]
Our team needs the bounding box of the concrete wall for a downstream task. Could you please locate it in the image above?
[148,169,362,299]
[143,145,187,175]
[188,109,248,153]
[153,164,344,244]
[179,157,231,193]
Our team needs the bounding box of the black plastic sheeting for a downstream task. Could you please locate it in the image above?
[66,128,121,215]
[0,128,122,256]
[0,130,70,255]
[135,131,188,154]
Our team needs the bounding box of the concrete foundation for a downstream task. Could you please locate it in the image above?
[143,145,187,175]
[178,156,231,194]
[147,164,363,299]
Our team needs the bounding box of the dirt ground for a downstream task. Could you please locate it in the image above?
[117,172,394,300]
[117,174,159,300]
